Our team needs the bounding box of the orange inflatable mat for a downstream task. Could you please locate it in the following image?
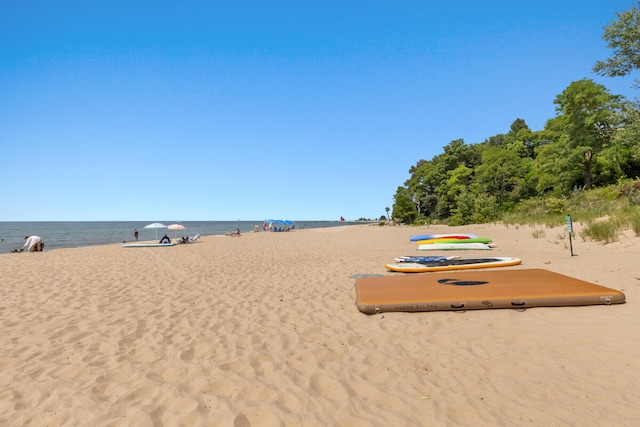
[355,268,625,314]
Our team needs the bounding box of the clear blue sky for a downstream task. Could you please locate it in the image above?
[1,1,637,221]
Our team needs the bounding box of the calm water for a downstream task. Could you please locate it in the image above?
[0,221,360,252]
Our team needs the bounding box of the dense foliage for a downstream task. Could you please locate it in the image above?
[391,4,640,225]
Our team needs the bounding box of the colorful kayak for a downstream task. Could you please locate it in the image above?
[415,237,493,245]
[385,257,521,273]
[417,242,494,250]
[409,233,477,242]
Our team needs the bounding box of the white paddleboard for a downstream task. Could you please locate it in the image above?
[417,242,494,250]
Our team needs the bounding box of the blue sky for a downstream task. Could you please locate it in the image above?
[1,1,637,221]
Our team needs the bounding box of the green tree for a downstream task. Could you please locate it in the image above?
[552,79,622,190]
[473,193,500,224]
[403,159,439,219]
[533,118,582,195]
[593,1,640,77]
[506,118,539,159]
[592,2,640,180]
[478,120,540,202]
[475,146,524,206]
[437,138,482,172]
[438,164,475,218]
[607,99,640,178]
[429,139,481,219]
[392,186,418,223]
[449,190,475,225]
[395,139,481,222]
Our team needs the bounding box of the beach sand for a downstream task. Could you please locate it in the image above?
[1,223,638,426]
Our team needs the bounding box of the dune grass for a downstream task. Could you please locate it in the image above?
[506,180,640,242]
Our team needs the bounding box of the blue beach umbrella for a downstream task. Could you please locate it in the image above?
[144,222,167,240]
[266,219,293,224]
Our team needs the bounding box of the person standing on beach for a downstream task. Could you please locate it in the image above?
[23,235,44,252]
[134,229,139,241]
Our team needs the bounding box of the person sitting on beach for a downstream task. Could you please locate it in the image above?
[23,235,44,252]
[159,234,171,244]
[225,228,241,237]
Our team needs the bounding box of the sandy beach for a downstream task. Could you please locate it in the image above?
[1,223,638,426]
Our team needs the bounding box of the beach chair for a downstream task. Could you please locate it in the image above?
[189,234,200,243]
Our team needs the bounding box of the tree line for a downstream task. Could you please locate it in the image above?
[391,2,640,225]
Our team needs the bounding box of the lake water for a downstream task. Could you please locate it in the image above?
[0,220,361,252]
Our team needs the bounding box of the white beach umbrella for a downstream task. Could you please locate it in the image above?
[167,223,186,237]
[144,222,167,240]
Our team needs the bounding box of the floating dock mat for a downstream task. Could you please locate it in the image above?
[355,268,625,314]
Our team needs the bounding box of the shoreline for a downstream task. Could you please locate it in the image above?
[0,220,363,253]
[1,223,638,425]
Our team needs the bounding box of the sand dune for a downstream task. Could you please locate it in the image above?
[1,223,638,426]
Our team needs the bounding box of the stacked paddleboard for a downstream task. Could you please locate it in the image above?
[385,256,521,273]
[411,233,495,251]
[384,233,517,273]
[409,233,477,242]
